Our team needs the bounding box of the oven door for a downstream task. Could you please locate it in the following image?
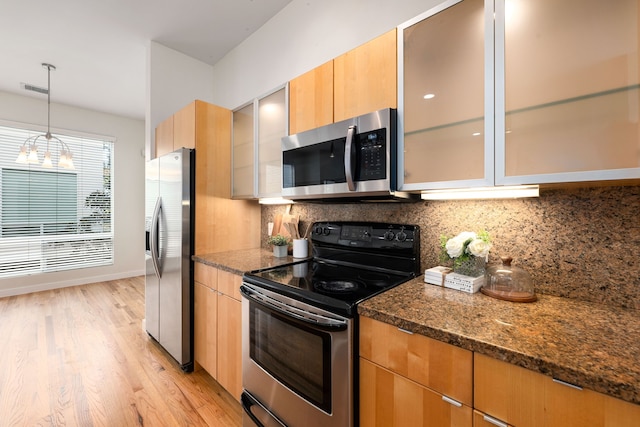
[241,283,353,427]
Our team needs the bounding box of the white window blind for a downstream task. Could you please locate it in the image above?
[0,124,113,278]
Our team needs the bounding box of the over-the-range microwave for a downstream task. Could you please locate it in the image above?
[281,108,417,202]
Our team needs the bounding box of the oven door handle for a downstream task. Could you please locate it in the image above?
[240,285,348,331]
[241,391,288,427]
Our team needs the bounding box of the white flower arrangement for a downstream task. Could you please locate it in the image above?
[440,230,492,268]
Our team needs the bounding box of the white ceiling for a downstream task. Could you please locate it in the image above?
[0,0,293,120]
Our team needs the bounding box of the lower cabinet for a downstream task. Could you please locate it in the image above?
[359,316,473,427]
[473,410,513,427]
[360,317,640,427]
[474,353,640,427]
[215,292,242,400]
[360,358,472,427]
[194,281,217,376]
[194,263,242,401]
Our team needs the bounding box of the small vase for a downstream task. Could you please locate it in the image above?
[454,256,486,277]
[273,245,288,258]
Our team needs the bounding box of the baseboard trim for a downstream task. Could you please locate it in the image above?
[0,269,146,298]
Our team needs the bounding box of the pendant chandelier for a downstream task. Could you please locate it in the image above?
[16,63,75,170]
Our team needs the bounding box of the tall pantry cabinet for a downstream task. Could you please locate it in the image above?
[154,100,260,403]
[154,100,261,254]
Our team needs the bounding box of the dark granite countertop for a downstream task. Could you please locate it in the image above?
[359,278,640,406]
[193,248,304,276]
[192,250,640,406]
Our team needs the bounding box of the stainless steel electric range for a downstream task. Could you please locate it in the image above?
[240,221,420,427]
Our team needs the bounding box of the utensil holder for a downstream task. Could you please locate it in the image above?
[292,239,308,258]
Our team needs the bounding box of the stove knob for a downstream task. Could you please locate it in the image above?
[396,231,407,242]
[384,230,395,241]
[323,227,331,236]
[314,226,323,236]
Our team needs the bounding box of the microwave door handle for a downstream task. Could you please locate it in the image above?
[344,125,357,191]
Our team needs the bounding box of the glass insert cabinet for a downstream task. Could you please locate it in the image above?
[232,85,288,199]
[399,0,640,191]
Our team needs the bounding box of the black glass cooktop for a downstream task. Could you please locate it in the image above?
[243,221,420,317]
[243,258,413,317]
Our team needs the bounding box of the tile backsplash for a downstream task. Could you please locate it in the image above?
[262,185,640,310]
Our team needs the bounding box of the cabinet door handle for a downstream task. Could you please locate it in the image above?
[441,395,462,407]
[483,414,508,427]
[397,327,414,335]
[552,378,583,390]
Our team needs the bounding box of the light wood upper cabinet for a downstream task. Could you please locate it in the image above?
[334,29,397,122]
[154,115,174,158]
[154,102,196,158]
[288,29,397,136]
[475,353,640,427]
[289,60,334,135]
[172,101,196,149]
[154,100,261,255]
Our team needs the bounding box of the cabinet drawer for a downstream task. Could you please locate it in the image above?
[359,316,472,406]
[217,269,242,301]
[474,353,640,427]
[474,353,546,427]
[473,410,513,427]
[360,358,472,427]
[194,263,217,290]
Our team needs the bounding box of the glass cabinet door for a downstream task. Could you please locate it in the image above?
[399,0,492,190]
[257,86,288,198]
[496,0,640,184]
[232,102,255,198]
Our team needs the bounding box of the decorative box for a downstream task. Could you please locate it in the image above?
[424,266,453,287]
[444,272,485,294]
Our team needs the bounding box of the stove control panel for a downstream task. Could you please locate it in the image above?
[311,222,418,250]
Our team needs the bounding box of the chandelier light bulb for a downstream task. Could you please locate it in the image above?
[59,150,68,168]
[16,146,28,164]
[27,145,40,164]
[64,152,75,170]
[42,151,53,168]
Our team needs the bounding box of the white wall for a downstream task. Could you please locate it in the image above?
[210,0,446,109]
[0,90,145,296]
[146,42,215,159]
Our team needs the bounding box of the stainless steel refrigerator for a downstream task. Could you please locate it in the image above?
[145,147,194,372]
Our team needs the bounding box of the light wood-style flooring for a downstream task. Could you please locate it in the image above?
[0,276,242,427]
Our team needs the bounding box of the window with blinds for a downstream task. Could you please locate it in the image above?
[0,124,113,278]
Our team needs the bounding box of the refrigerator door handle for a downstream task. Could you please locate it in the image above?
[150,196,162,279]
